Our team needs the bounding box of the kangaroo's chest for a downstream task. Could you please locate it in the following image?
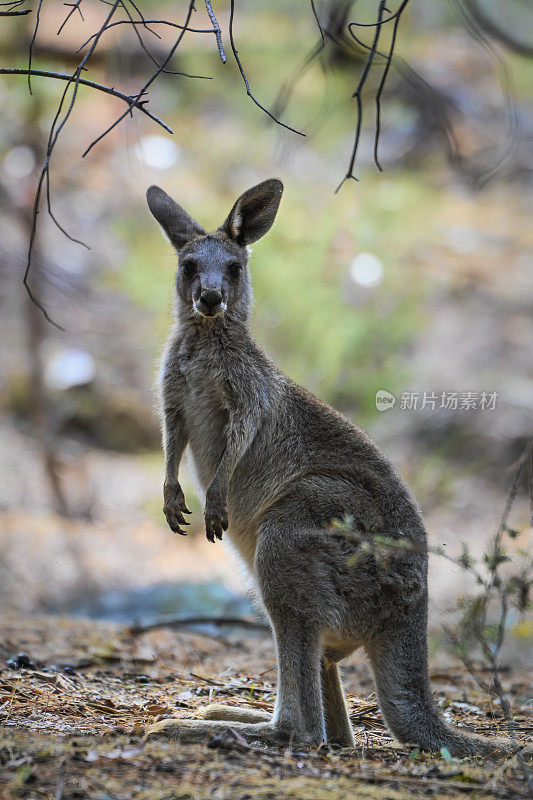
[180,355,229,489]
[180,360,260,573]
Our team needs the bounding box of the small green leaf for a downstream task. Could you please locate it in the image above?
[458,543,475,570]
[440,747,453,762]
[409,748,420,760]
[484,547,511,572]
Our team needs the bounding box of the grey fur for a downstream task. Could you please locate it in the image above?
[145,180,514,757]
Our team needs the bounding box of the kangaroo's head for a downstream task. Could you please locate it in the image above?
[146,179,283,322]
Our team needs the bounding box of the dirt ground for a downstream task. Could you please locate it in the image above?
[0,615,531,800]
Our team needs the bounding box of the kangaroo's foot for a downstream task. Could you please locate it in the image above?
[144,703,330,745]
[194,703,271,723]
[145,703,272,743]
[145,717,277,744]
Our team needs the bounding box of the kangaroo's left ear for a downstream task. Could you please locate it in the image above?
[146,185,205,250]
[220,178,283,246]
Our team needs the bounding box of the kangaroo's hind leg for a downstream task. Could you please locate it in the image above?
[321,659,355,747]
[255,519,328,746]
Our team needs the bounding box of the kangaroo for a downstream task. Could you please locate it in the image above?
[144,179,511,756]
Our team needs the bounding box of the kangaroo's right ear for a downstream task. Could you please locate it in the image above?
[220,178,283,246]
[146,186,205,249]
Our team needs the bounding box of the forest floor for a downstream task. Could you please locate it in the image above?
[0,615,531,800]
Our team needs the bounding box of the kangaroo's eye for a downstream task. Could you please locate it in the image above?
[227,261,241,278]
[181,259,197,278]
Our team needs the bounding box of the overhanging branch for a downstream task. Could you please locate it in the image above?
[0,68,174,132]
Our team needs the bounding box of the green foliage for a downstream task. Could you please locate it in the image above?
[483,545,511,572]
[457,543,475,571]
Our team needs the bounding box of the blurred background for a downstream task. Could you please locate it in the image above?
[0,0,531,657]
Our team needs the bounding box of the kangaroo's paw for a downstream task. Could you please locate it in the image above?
[195,703,271,723]
[144,717,276,744]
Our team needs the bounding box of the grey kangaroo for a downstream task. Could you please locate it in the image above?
[145,179,511,757]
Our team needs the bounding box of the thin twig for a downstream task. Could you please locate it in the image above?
[45,162,90,249]
[115,1,211,79]
[310,0,325,47]
[228,0,305,137]
[57,0,84,35]
[27,0,45,95]
[445,443,533,790]
[336,0,388,191]
[336,0,411,189]
[205,0,226,63]
[126,0,160,39]
[22,0,122,328]
[373,9,402,171]
[76,18,214,53]
[493,446,530,573]
[129,616,270,636]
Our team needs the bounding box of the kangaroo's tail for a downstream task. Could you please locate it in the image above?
[365,601,520,758]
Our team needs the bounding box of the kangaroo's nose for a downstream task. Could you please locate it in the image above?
[200,289,222,310]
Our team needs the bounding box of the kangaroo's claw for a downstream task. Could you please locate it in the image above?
[163,480,192,535]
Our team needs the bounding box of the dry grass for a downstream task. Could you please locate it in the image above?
[0,614,531,799]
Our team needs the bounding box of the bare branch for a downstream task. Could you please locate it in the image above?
[336,0,411,191]
[57,0,84,35]
[129,615,270,636]
[228,0,305,137]
[21,0,123,327]
[82,0,198,158]
[373,8,401,171]
[336,0,388,191]
[125,0,160,40]
[205,0,226,63]
[0,68,173,132]
[76,18,214,53]
[310,0,325,47]
[45,167,89,250]
[28,0,45,94]
[111,1,212,80]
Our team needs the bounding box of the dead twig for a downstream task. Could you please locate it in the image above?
[57,0,85,35]
[337,0,411,190]
[0,69,173,131]
[205,0,226,63]
[81,0,197,159]
[0,7,31,14]
[228,0,305,137]
[27,0,44,94]
[129,615,270,636]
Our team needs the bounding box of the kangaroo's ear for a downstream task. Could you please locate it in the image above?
[146,185,205,249]
[220,179,283,246]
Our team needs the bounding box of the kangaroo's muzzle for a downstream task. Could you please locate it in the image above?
[196,289,226,318]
